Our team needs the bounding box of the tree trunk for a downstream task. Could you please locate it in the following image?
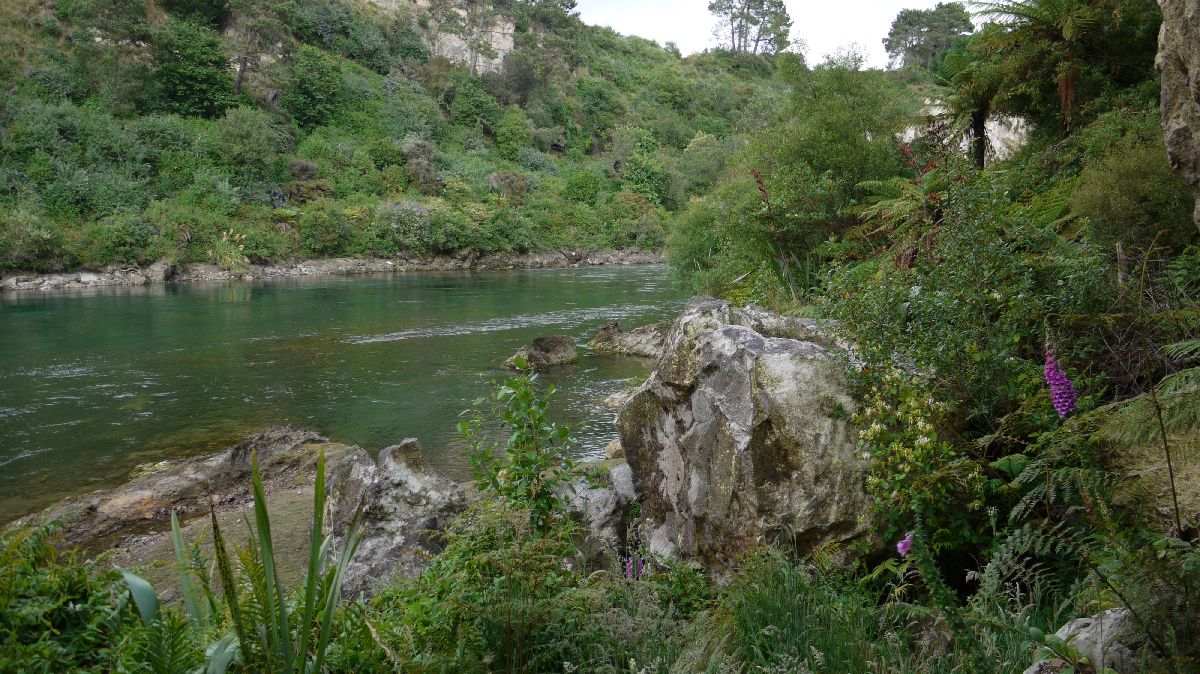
[971,103,989,169]
[234,53,249,93]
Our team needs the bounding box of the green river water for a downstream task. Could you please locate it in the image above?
[0,265,686,521]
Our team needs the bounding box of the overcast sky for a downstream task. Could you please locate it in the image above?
[574,0,954,69]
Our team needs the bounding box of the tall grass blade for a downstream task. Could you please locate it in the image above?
[294,449,326,670]
[210,500,249,655]
[313,495,366,674]
[171,511,208,633]
[251,449,294,670]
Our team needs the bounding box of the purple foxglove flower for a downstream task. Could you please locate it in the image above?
[625,555,633,580]
[637,557,644,579]
[897,532,913,557]
[1044,349,1077,418]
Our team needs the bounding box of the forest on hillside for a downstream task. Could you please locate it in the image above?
[0,0,787,272]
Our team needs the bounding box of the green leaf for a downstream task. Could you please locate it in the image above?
[119,568,160,627]
[171,511,207,634]
[990,454,1029,480]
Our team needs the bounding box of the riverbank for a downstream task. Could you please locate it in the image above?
[0,249,663,293]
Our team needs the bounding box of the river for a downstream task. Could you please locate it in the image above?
[0,265,685,521]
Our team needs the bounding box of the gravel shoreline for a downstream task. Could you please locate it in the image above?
[0,249,664,293]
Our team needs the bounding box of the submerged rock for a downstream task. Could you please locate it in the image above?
[328,439,466,597]
[504,335,578,369]
[589,320,672,359]
[616,297,873,573]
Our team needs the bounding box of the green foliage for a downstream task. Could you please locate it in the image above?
[286,46,344,130]
[153,18,236,118]
[1071,131,1196,253]
[448,73,501,129]
[461,364,575,532]
[0,525,121,671]
[493,106,532,160]
[298,200,351,256]
[884,2,974,69]
[207,106,291,188]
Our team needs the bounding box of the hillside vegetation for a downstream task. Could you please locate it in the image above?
[0,0,785,272]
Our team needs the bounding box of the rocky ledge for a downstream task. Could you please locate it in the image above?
[17,426,464,598]
[0,249,664,293]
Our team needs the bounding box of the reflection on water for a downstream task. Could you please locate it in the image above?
[0,266,685,521]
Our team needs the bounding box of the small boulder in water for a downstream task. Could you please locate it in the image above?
[588,320,670,359]
[504,335,578,369]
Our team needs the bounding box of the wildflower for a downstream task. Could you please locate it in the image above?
[897,532,913,557]
[625,555,634,580]
[1044,348,1077,418]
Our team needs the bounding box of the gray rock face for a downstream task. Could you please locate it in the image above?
[328,439,466,597]
[1022,608,1146,674]
[589,320,672,359]
[505,335,578,369]
[1158,0,1200,231]
[566,462,641,568]
[616,297,871,573]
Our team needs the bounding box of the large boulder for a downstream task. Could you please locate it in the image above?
[1158,0,1200,232]
[327,438,467,597]
[1023,608,1147,674]
[589,320,672,359]
[504,335,578,369]
[616,297,872,573]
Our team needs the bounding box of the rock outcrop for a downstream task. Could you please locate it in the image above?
[22,426,335,547]
[589,320,672,359]
[565,461,640,568]
[505,335,578,369]
[616,297,872,573]
[1158,0,1200,231]
[327,439,466,597]
[1023,608,1147,674]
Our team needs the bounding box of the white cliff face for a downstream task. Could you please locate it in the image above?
[901,102,1029,163]
[383,0,516,74]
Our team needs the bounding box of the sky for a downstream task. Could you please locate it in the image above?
[574,0,951,69]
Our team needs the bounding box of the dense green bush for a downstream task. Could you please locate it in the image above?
[152,18,235,118]
[286,46,344,130]
[81,213,162,266]
[1071,133,1196,253]
[493,106,532,160]
[0,209,76,271]
[298,199,351,256]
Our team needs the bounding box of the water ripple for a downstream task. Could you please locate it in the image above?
[343,300,683,344]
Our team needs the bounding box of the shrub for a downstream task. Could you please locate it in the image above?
[208,106,290,187]
[493,106,532,160]
[298,200,351,256]
[621,152,669,206]
[448,74,501,130]
[152,18,234,118]
[564,171,604,206]
[516,147,556,174]
[362,200,430,255]
[286,46,344,130]
[1071,133,1197,254]
[485,170,528,204]
[0,209,76,272]
[81,213,161,267]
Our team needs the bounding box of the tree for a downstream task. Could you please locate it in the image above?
[708,0,793,55]
[494,106,533,159]
[974,0,1097,130]
[883,2,974,70]
[225,0,289,94]
[152,18,235,118]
